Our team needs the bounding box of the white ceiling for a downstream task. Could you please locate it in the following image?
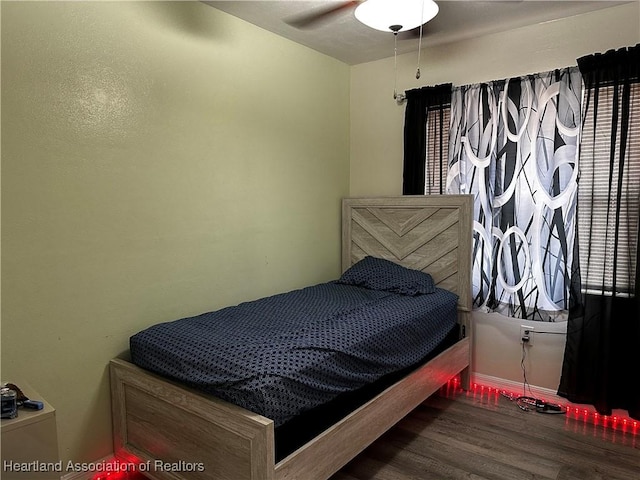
[205,1,628,65]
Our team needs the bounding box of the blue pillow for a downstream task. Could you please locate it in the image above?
[337,256,435,295]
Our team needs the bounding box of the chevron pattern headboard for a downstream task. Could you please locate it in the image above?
[342,195,472,313]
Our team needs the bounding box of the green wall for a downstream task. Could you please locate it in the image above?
[1,1,349,464]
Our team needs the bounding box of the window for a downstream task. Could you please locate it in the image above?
[578,82,640,295]
[424,106,450,194]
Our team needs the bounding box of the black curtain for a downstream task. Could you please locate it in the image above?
[558,45,640,419]
[403,84,452,195]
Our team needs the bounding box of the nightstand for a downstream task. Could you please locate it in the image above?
[1,383,60,480]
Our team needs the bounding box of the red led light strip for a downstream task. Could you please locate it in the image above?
[92,471,129,480]
[443,377,638,437]
[90,457,143,480]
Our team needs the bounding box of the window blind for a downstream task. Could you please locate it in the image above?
[578,82,640,294]
[424,107,450,195]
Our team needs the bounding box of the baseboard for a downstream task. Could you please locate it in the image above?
[471,373,563,403]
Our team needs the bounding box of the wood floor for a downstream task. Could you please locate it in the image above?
[331,387,639,480]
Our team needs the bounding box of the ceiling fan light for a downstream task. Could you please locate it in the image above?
[355,0,439,33]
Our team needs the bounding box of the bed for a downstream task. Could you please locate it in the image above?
[110,195,473,480]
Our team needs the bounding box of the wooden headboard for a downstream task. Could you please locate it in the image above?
[342,195,472,314]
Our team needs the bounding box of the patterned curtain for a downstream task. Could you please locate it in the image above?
[447,68,583,321]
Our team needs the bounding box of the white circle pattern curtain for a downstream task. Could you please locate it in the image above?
[446,68,583,321]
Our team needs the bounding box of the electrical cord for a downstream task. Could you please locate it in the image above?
[500,338,565,414]
[520,338,533,397]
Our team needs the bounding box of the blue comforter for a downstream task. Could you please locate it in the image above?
[130,282,458,426]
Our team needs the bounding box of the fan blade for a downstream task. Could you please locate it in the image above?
[286,1,360,29]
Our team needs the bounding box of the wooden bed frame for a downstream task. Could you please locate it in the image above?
[110,195,473,480]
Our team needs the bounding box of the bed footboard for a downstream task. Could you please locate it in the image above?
[110,359,275,480]
[110,336,469,480]
[275,336,470,480]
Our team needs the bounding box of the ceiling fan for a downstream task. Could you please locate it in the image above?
[288,0,440,100]
[286,0,439,34]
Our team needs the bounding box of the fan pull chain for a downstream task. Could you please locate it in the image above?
[389,24,402,100]
[393,31,398,99]
[416,0,424,79]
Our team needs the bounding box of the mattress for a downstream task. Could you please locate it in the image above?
[130,282,458,427]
